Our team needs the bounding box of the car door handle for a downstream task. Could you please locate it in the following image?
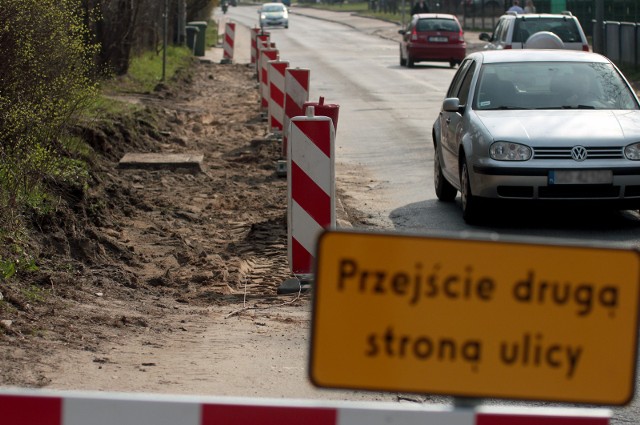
[445,118,451,124]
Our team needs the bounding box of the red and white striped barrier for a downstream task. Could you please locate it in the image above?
[250,27,262,64]
[260,48,279,112]
[282,68,310,157]
[0,389,611,425]
[255,34,270,81]
[222,22,235,63]
[267,60,289,135]
[288,107,336,277]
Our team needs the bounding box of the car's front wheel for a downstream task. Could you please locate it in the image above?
[434,148,457,201]
[460,159,484,224]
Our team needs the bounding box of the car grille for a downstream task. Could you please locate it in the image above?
[533,146,623,160]
[538,185,621,198]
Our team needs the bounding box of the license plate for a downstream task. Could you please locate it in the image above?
[429,36,448,42]
[548,170,613,185]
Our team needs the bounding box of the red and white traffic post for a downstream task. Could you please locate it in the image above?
[221,22,235,64]
[282,68,310,158]
[279,105,338,294]
[260,48,278,114]
[250,27,261,64]
[255,33,270,81]
[267,60,289,136]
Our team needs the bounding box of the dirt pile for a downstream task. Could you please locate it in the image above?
[0,60,308,387]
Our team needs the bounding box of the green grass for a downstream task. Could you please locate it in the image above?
[126,46,194,92]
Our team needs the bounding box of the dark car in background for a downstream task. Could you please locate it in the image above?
[399,13,467,68]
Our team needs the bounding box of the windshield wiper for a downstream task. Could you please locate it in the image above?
[561,105,596,109]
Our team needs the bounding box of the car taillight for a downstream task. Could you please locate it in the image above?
[504,44,512,49]
[411,28,418,41]
[458,30,464,42]
[582,44,590,51]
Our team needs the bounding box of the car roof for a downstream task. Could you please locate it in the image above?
[471,49,610,64]
[503,13,579,20]
[414,13,458,20]
[263,2,285,6]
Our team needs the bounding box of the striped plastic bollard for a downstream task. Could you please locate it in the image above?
[267,60,289,135]
[222,22,235,63]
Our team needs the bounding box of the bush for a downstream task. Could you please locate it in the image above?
[0,0,97,235]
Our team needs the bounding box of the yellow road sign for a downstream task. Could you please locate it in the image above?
[309,230,640,405]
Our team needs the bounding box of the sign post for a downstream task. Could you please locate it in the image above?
[310,230,640,406]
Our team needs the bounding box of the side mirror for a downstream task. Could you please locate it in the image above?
[443,98,462,113]
[398,29,406,35]
[479,32,491,41]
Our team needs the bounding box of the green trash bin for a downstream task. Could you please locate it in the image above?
[185,25,200,55]
[550,0,567,13]
[187,21,208,57]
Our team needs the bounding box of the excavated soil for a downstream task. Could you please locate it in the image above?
[0,59,365,393]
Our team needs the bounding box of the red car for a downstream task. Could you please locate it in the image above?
[399,13,467,68]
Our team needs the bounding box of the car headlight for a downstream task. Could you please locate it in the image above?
[624,142,640,160]
[261,13,266,19]
[490,141,532,161]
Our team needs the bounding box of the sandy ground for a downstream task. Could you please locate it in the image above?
[0,22,421,404]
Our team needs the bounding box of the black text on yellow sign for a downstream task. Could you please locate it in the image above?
[308,231,640,406]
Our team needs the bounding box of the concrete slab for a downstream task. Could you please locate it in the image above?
[117,153,205,173]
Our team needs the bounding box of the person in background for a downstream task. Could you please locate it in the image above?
[524,0,536,13]
[411,0,430,15]
[507,0,524,13]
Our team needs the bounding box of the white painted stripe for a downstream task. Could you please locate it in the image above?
[64,397,201,425]
[290,119,332,195]
[476,405,612,418]
[269,104,285,132]
[291,199,324,256]
[285,71,310,108]
[338,407,474,425]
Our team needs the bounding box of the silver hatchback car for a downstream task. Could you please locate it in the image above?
[432,50,640,224]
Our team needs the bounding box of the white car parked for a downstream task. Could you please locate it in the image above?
[479,12,589,51]
[432,50,640,224]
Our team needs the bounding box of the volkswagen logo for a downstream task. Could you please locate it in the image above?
[571,146,588,161]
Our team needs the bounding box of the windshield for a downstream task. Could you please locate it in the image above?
[473,62,639,111]
[263,4,284,12]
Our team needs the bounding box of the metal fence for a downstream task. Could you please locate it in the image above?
[454,0,640,70]
[458,0,640,33]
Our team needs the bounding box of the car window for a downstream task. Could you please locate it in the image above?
[446,59,473,98]
[513,18,581,43]
[263,4,284,12]
[493,19,508,43]
[457,62,477,106]
[474,62,638,110]
[416,18,460,32]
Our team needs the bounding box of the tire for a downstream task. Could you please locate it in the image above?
[434,148,457,201]
[460,159,484,224]
[449,61,456,68]
[407,55,415,68]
